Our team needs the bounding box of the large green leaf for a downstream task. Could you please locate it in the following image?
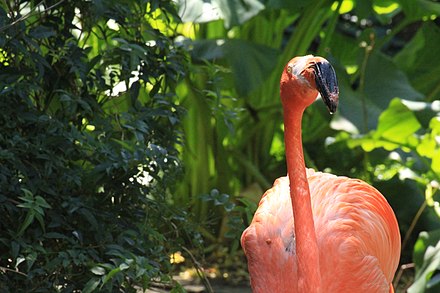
[374,98,421,142]
[397,0,440,22]
[347,98,421,151]
[176,0,265,28]
[364,52,424,109]
[189,39,279,96]
[223,39,278,97]
[394,22,440,100]
[338,51,423,132]
[409,230,440,293]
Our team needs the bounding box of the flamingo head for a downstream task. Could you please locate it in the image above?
[280,55,339,114]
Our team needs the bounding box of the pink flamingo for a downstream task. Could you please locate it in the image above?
[241,55,401,293]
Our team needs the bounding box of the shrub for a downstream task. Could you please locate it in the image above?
[0,0,191,291]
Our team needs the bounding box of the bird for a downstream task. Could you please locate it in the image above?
[241,55,401,293]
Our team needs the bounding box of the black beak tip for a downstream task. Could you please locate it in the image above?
[326,93,338,114]
[312,60,339,114]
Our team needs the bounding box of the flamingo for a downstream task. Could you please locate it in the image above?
[241,55,401,293]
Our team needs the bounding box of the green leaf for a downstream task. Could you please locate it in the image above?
[223,39,278,97]
[431,150,440,173]
[83,278,101,293]
[372,0,401,24]
[398,0,440,22]
[394,23,440,99]
[102,267,121,284]
[29,26,56,39]
[15,257,25,268]
[348,98,421,152]
[176,0,264,28]
[26,251,37,271]
[339,52,423,132]
[265,0,310,10]
[44,232,67,239]
[119,263,129,270]
[78,208,98,229]
[409,230,440,293]
[20,188,34,198]
[11,241,20,259]
[34,212,46,232]
[374,98,421,142]
[91,266,106,276]
[189,39,278,96]
[216,0,265,28]
[35,196,51,209]
[18,212,35,235]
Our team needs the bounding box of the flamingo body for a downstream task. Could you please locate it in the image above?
[241,169,400,292]
[241,55,401,292]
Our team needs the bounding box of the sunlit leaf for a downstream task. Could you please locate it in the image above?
[331,0,355,14]
[409,230,440,293]
[373,0,401,23]
[176,0,264,28]
[374,98,421,142]
[91,266,106,276]
[432,150,440,173]
[373,0,400,14]
[338,52,423,132]
[83,278,100,293]
[102,267,122,284]
[347,98,421,152]
[417,135,437,157]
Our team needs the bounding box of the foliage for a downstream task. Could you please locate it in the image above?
[346,98,440,290]
[173,0,440,290]
[0,0,195,291]
[409,230,440,292]
[2,0,440,291]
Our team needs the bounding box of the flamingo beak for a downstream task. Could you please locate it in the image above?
[311,61,339,114]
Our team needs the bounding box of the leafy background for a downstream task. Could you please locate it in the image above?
[1,0,440,292]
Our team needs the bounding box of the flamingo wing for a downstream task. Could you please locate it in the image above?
[241,176,298,293]
[241,169,401,293]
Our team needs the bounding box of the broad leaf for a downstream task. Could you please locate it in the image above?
[176,0,264,28]
[189,39,278,96]
[409,230,440,293]
[348,98,420,151]
[397,0,440,22]
[83,278,100,293]
[374,98,421,142]
[339,51,423,132]
[394,22,440,99]
[91,266,106,276]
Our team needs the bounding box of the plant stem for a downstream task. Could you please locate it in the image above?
[401,200,427,254]
[392,263,415,289]
[358,34,374,133]
[0,266,27,277]
[182,246,214,293]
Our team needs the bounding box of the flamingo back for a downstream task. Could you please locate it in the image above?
[241,168,401,293]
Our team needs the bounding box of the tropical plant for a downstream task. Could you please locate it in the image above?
[174,0,440,290]
[2,0,440,291]
[0,0,195,291]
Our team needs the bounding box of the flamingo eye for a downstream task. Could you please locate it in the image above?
[287,64,293,74]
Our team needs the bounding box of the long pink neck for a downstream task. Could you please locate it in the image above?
[283,105,322,293]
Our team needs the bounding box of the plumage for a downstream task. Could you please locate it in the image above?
[241,55,401,293]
